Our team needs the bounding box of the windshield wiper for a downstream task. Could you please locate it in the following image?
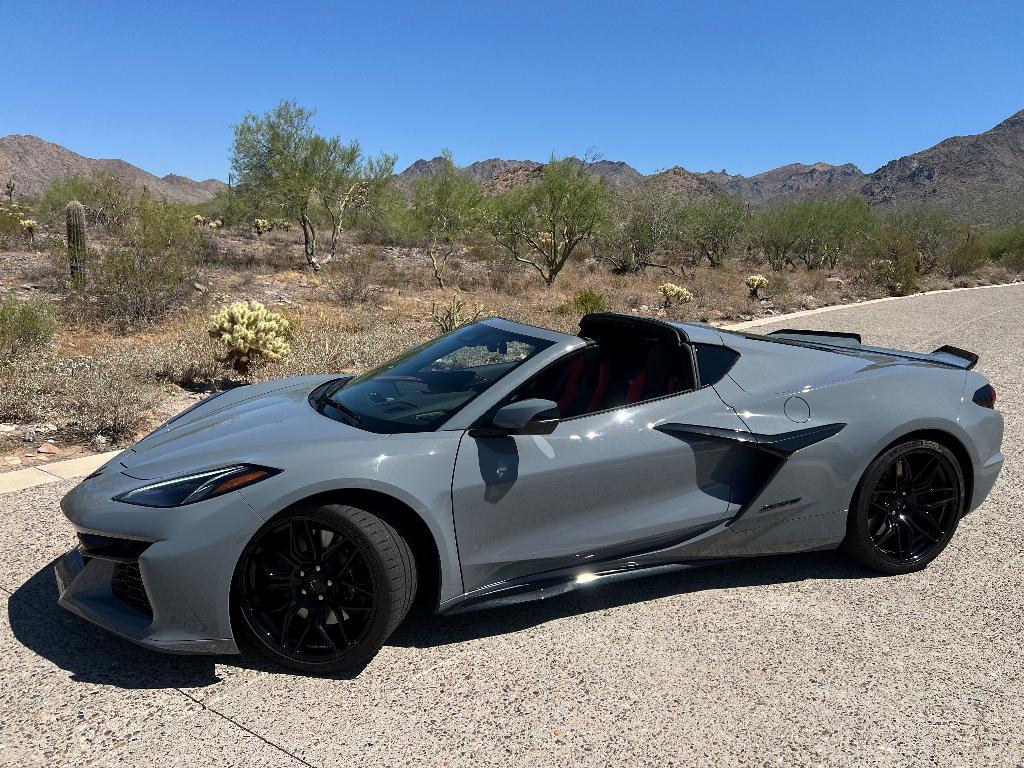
[328,400,363,427]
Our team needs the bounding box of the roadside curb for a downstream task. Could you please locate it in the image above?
[0,450,122,496]
[722,280,1024,331]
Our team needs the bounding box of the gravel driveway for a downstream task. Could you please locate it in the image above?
[2,284,1022,768]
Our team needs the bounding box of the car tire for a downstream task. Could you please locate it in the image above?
[842,439,965,574]
[234,502,417,674]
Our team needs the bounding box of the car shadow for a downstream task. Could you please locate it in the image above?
[9,552,874,690]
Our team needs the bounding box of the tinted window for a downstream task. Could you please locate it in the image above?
[315,324,553,434]
[694,343,739,386]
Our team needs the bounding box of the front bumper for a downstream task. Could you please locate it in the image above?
[55,464,269,655]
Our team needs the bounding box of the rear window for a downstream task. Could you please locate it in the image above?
[694,344,739,386]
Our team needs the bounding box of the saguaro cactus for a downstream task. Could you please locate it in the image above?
[66,200,87,280]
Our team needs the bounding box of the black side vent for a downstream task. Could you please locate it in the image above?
[111,562,153,617]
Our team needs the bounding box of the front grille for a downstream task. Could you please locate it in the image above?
[78,533,150,562]
[111,562,153,617]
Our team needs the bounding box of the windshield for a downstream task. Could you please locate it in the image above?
[315,323,554,433]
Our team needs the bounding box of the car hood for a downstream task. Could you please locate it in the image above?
[117,374,368,481]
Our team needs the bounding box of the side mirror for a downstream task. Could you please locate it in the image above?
[481,399,560,436]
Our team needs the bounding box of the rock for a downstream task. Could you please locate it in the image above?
[34,423,57,434]
[22,429,36,443]
[799,294,820,310]
[0,424,17,434]
[825,277,844,286]
[193,282,208,293]
[2,456,21,467]
[707,309,726,320]
[37,442,59,454]
[90,435,109,448]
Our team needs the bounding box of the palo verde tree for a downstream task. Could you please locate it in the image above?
[411,150,482,288]
[230,100,393,271]
[597,182,682,274]
[682,194,746,268]
[486,156,609,285]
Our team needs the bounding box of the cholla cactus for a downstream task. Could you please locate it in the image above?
[20,219,38,242]
[208,300,291,373]
[269,218,292,232]
[207,219,223,229]
[192,214,210,226]
[659,282,693,309]
[253,218,270,236]
[745,274,769,298]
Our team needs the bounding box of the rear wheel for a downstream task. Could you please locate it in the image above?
[842,440,965,574]
[234,503,416,674]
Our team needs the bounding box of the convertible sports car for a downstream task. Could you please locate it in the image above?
[56,313,1004,672]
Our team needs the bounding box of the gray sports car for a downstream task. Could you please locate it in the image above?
[56,313,1004,673]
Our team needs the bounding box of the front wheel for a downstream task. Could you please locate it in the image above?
[234,503,417,674]
[842,440,965,574]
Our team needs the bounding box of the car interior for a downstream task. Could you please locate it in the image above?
[510,316,698,419]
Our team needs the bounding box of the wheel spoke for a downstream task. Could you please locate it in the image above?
[906,516,940,544]
[874,524,897,548]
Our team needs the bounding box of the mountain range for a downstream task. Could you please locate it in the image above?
[396,108,1024,225]
[3,107,1022,224]
[0,135,225,204]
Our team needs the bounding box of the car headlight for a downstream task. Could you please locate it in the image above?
[113,464,280,508]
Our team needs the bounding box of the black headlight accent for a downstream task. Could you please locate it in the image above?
[113,464,281,508]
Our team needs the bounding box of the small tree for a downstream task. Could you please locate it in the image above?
[750,203,803,271]
[597,183,681,273]
[411,150,482,288]
[682,195,746,268]
[486,156,609,285]
[230,100,390,271]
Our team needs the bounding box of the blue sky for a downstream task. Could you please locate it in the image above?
[5,1,1023,181]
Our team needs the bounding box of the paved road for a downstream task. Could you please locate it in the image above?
[2,284,1022,768]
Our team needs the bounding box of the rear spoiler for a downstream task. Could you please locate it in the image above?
[768,329,978,369]
[929,345,978,369]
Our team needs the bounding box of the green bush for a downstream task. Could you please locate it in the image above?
[556,288,609,316]
[0,295,57,357]
[67,194,203,329]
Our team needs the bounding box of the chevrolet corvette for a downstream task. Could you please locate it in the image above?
[56,313,1004,672]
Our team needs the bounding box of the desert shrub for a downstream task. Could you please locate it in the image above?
[0,356,48,422]
[208,300,292,373]
[939,230,988,283]
[35,175,102,224]
[431,294,484,333]
[247,310,425,382]
[67,196,203,329]
[144,331,225,387]
[556,288,608,316]
[0,295,57,357]
[854,224,919,296]
[0,349,157,441]
[61,354,158,441]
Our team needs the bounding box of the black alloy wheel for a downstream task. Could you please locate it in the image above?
[235,503,416,673]
[843,440,965,574]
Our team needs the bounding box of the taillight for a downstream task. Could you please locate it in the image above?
[973,384,996,408]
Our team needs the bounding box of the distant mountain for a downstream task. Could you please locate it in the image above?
[859,109,1024,225]
[700,162,865,204]
[640,166,722,201]
[396,156,650,195]
[0,135,225,203]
